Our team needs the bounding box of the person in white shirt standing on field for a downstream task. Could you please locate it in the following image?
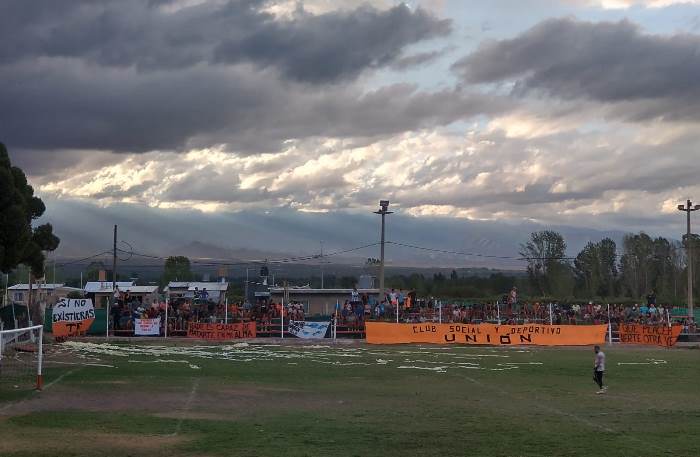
[593,345,607,394]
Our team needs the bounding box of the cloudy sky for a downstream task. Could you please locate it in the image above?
[4,0,700,267]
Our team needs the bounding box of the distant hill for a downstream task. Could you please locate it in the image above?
[41,200,639,274]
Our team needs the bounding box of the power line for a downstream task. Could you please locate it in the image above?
[386,241,524,261]
[386,241,576,261]
[55,239,577,271]
[114,242,382,268]
[55,250,112,267]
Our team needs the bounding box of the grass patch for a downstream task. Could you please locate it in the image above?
[0,343,698,456]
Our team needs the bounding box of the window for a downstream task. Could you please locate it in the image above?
[13,292,24,302]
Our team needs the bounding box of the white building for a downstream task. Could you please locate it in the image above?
[84,281,162,308]
[84,281,134,308]
[6,283,83,308]
[164,281,229,304]
[268,286,379,316]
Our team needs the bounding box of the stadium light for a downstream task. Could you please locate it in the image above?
[374,200,393,307]
[678,199,699,321]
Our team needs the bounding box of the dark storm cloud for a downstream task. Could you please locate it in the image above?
[0,0,450,83]
[453,18,700,119]
[0,0,471,169]
[213,4,451,82]
[390,49,449,71]
[7,149,119,179]
[0,59,503,156]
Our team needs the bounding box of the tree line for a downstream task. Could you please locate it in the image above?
[520,230,698,304]
[0,143,60,322]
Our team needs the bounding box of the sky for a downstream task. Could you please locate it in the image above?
[4,0,700,267]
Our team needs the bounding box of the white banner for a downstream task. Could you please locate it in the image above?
[288,321,330,339]
[135,317,161,336]
[52,298,96,337]
[53,298,95,323]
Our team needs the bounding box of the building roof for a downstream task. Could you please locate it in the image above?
[8,283,65,290]
[188,282,228,291]
[269,287,379,295]
[84,281,134,293]
[166,281,229,292]
[122,285,159,294]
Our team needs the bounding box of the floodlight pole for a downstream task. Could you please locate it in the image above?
[678,200,699,320]
[244,268,249,306]
[108,224,117,339]
[3,273,8,308]
[164,294,169,338]
[374,200,393,312]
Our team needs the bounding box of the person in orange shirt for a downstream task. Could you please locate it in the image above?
[230,302,239,321]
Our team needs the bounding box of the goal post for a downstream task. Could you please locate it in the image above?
[0,324,44,391]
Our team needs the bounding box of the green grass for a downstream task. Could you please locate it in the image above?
[1,342,699,457]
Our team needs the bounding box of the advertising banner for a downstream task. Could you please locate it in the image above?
[187,322,256,340]
[618,324,682,347]
[134,317,161,336]
[52,299,95,337]
[365,322,607,346]
[288,321,330,339]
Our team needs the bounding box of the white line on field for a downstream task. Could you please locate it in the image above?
[459,374,613,431]
[0,368,79,414]
[456,373,668,454]
[169,378,200,437]
[43,368,80,391]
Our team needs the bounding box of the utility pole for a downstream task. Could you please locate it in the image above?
[282,280,289,339]
[108,224,117,338]
[244,268,249,305]
[320,241,324,289]
[678,200,699,320]
[373,200,393,306]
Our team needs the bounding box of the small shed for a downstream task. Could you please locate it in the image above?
[84,281,134,308]
[165,281,229,305]
[268,287,379,316]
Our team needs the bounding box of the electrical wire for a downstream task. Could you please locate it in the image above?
[57,239,572,270]
[385,241,576,261]
[55,250,112,267]
[114,242,382,267]
[386,241,526,261]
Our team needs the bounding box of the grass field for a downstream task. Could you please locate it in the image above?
[0,340,698,457]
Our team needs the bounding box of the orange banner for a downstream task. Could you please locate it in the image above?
[618,324,682,347]
[365,322,607,346]
[52,320,95,338]
[187,322,256,340]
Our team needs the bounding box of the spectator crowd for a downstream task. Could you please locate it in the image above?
[107,285,696,336]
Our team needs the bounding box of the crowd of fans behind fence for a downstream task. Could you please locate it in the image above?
[109,287,696,335]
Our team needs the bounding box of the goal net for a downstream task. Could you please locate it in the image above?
[0,325,44,390]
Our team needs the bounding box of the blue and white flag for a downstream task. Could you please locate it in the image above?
[288,321,330,339]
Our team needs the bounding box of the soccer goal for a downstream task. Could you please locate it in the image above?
[0,325,44,390]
